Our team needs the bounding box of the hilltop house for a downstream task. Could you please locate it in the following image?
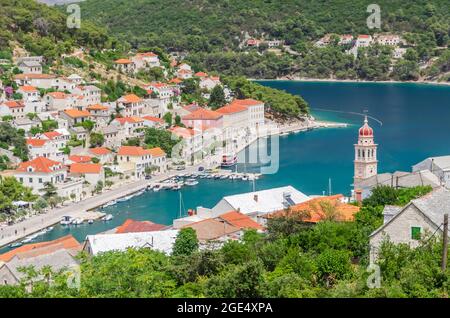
[114,59,135,73]
[111,116,145,139]
[0,101,26,120]
[117,94,144,117]
[60,109,91,127]
[369,187,450,262]
[18,60,42,74]
[13,74,56,90]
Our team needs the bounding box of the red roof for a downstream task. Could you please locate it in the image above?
[46,92,67,99]
[19,85,38,92]
[26,138,47,147]
[268,195,360,223]
[230,98,263,107]
[169,78,183,84]
[3,101,24,109]
[216,103,248,114]
[70,163,102,174]
[89,147,111,156]
[219,211,264,230]
[0,235,80,262]
[42,131,62,140]
[87,104,108,111]
[63,108,91,118]
[120,94,142,103]
[194,71,208,77]
[142,116,164,123]
[116,219,166,233]
[182,108,223,121]
[147,147,166,157]
[359,116,374,137]
[168,126,196,138]
[68,155,92,163]
[115,58,132,64]
[16,157,62,173]
[118,146,152,156]
[114,116,143,125]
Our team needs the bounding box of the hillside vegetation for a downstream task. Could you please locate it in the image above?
[76,0,450,81]
[0,0,113,61]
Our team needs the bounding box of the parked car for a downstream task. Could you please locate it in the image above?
[198,166,205,171]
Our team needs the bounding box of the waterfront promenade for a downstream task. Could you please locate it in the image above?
[0,119,346,248]
[0,162,208,248]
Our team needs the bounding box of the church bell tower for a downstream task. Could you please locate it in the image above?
[354,116,378,186]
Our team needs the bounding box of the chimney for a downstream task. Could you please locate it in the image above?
[253,194,258,202]
[355,189,362,202]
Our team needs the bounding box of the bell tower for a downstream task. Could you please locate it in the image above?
[354,116,378,186]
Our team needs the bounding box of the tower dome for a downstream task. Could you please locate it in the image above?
[359,116,373,137]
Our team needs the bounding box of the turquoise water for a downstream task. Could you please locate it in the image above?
[2,81,449,250]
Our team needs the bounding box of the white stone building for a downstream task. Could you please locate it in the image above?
[369,187,450,262]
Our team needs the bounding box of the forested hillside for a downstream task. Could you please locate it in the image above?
[76,0,449,80]
[78,0,449,50]
[0,0,113,61]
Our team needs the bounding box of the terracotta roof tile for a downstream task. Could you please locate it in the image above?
[0,235,80,262]
[89,147,111,156]
[147,147,166,157]
[70,163,102,174]
[68,155,92,163]
[118,146,152,156]
[120,94,142,103]
[16,157,63,173]
[182,108,222,120]
[116,219,166,233]
[268,195,360,223]
[26,138,47,147]
[63,108,91,118]
[219,211,264,230]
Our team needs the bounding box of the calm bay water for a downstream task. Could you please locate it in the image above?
[3,81,450,249]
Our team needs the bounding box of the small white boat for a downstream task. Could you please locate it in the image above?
[220,174,229,179]
[185,178,199,186]
[241,175,248,181]
[172,184,182,190]
[60,216,73,225]
[153,185,161,192]
[22,234,38,243]
[9,242,23,248]
[46,226,54,232]
[72,218,84,225]
[88,219,94,224]
[103,200,117,208]
[103,214,113,221]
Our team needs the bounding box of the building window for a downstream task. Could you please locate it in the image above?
[411,226,421,240]
[39,178,43,183]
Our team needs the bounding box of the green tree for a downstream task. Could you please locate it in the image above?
[172,228,199,257]
[208,85,226,110]
[89,132,105,147]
